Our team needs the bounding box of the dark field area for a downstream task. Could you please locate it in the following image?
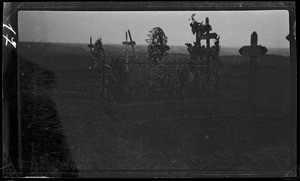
[17,42,292,177]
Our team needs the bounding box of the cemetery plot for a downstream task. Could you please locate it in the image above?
[88,16,222,102]
[16,13,291,177]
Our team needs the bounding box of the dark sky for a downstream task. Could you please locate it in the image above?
[18,10,289,48]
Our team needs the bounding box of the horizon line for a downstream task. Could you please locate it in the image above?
[18,41,290,49]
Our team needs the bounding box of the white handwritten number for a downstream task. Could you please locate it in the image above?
[3,34,17,48]
[3,23,17,48]
[3,23,16,34]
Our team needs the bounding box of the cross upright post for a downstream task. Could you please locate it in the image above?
[249,32,258,105]
[125,31,129,71]
[205,17,210,49]
[88,37,95,69]
[125,31,128,54]
[88,37,93,54]
[239,31,268,108]
[122,30,136,71]
[127,30,136,59]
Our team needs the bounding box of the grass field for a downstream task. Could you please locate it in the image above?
[18,42,292,177]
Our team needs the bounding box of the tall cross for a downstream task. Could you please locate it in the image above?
[122,29,136,71]
[87,37,95,69]
[122,29,136,57]
[198,17,218,66]
[205,17,210,48]
[239,31,268,106]
[198,17,218,47]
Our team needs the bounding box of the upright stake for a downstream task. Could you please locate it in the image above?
[128,30,136,60]
[88,37,94,68]
[205,17,210,49]
[89,37,93,54]
[205,17,211,95]
[125,31,128,54]
[249,32,257,106]
[125,31,129,71]
[122,30,136,72]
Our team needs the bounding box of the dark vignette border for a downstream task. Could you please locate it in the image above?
[2,1,297,178]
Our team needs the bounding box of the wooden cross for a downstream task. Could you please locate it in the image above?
[122,29,136,57]
[198,17,215,48]
[239,31,268,106]
[205,17,210,48]
[87,37,95,69]
[122,29,136,71]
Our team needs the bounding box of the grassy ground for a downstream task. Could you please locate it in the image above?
[18,42,292,177]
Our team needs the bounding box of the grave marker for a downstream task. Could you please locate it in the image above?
[122,29,136,71]
[239,31,268,105]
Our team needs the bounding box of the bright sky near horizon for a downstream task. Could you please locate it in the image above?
[18,10,289,48]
